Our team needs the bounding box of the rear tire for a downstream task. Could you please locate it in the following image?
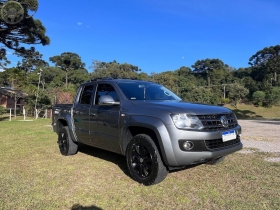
[126,134,168,185]
[58,126,78,156]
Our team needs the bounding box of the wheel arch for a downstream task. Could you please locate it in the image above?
[121,116,177,167]
[56,119,68,134]
[56,117,77,142]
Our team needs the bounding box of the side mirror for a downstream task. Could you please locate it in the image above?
[98,95,120,105]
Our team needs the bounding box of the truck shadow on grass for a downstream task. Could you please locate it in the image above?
[77,143,200,177]
[71,203,103,210]
[231,109,263,119]
[77,143,129,177]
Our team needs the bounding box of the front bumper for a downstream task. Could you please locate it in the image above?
[164,124,242,166]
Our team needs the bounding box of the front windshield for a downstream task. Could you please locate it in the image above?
[118,82,181,101]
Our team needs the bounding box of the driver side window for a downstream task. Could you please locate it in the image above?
[94,84,119,105]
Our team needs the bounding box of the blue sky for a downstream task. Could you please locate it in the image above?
[6,0,280,74]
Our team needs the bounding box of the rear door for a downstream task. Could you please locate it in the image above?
[73,84,95,144]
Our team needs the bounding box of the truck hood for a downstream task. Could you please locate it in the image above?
[130,100,231,115]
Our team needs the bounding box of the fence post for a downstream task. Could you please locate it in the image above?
[23,106,26,120]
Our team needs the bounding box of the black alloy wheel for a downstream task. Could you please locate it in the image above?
[131,142,153,178]
[58,126,78,156]
[126,134,168,185]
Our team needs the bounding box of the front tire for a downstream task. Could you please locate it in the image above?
[58,126,78,156]
[126,134,168,185]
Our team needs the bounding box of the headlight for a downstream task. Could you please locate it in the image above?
[171,114,204,130]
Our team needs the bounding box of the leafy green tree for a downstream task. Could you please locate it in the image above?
[174,66,198,99]
[0,67,26,89]
[16,47,49,73]
[264,87,280,107]
[68,68,90,89]
[31,66,88,90]
[0,105,6,117]
[191,59,228,87]
[0,48,10,68]
[187,87,219,104]
[220,97,230,104]
[137,72,150,81]
[228,84,249,107]
[234,67,252,79]
[49,52,85,88]
[90,60,140,79]
[249,45,280,86]
[31,67,65,89]
[24,90,51,116]
[24,65,88,108]
[235,69,258,97]
[0,0,50,68]
[252,91,266,106]
[241,76,260,93]
[153,71,178,93]
[0,67,28,118]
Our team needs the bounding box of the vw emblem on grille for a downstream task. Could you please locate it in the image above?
[220,116,229,128]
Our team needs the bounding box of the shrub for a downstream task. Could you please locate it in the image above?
[263,87,280,107]
[186,87,222,105]
[221,98,230,104]
[252,91,266,106]
[0,105,6,116]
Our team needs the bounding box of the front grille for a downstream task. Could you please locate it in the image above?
[205,136,241,150]
[198,113,238,131]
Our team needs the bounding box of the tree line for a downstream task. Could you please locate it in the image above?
[1,45,280,114]
[0,1,279,117]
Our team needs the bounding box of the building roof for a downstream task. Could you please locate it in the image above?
[0,87,28,98]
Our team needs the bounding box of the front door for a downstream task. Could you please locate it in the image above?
[89,83,121,153]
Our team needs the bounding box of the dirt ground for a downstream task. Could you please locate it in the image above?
[238,120,280,162]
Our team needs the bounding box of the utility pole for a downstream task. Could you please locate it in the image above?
[34,68,43,119]
[223,85,226,99]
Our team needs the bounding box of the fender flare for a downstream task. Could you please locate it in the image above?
[121,115,178,166]
[56,114,78,142]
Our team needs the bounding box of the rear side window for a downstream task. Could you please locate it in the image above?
[79,85,94,104]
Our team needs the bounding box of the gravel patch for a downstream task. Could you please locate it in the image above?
[238,149,254,154]
[265,157,280,163]
[239,120,280,142]
[238,120,280,162]
[241,139,280,153]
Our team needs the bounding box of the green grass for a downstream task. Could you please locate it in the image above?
[224,104,280,120]
[0,118,279,209]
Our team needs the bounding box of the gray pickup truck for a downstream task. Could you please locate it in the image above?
[52,78,242,185]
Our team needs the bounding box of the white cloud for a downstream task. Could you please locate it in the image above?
[6,51,13,56]
[77,22,83,26]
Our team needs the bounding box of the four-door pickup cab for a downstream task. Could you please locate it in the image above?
[52,78,242,185]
